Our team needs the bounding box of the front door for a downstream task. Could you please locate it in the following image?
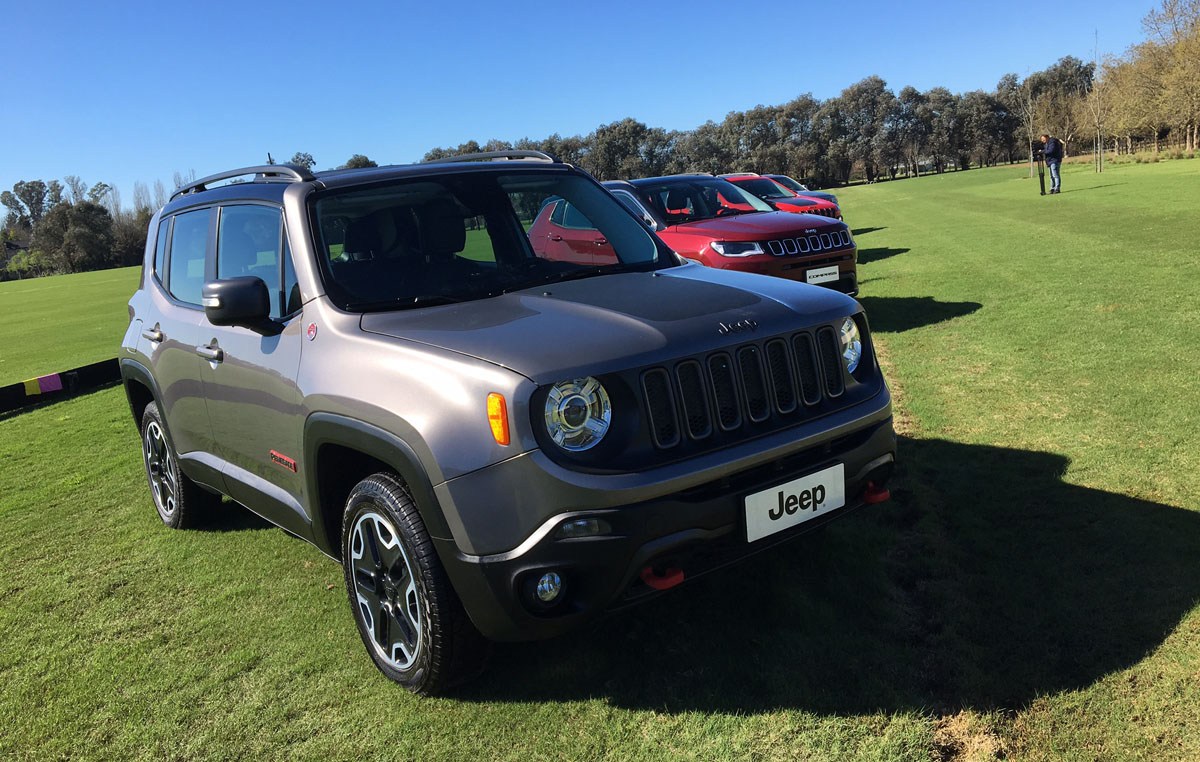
[199,203,308,535]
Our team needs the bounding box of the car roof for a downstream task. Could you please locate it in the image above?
[162,153,574,214]
[623,174,725,186]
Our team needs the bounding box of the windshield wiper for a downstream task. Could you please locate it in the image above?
[346,293,476,312]
[536,263,647,287]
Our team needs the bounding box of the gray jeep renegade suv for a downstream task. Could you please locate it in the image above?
[120,151,896,695]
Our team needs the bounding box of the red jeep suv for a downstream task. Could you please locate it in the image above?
[721,174,842,219]
[587,175,857,295]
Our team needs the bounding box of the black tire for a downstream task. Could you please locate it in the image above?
[341,472,490,695]
[140,402,220,529]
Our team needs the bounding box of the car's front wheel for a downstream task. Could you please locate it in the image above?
[341,472,489,695]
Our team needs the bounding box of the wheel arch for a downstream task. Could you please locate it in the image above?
[120,358,160,431]
[304,413,452,562]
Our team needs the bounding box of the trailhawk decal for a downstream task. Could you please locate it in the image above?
[270,450,298,473]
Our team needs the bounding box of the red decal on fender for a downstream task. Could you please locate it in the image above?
[269,450,298,473]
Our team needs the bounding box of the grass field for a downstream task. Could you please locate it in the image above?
[2,160,1198,760]
[0,267,140,385]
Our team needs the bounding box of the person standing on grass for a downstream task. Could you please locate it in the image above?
[1041,133,1064,194]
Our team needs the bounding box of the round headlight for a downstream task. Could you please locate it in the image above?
[544,377,611,452]
[839,316,862,374]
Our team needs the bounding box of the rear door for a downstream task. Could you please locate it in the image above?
[142,207,216,463]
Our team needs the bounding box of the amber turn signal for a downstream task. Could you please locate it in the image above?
[487,393,510,446]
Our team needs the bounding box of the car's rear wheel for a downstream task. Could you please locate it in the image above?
[341,472,489,695]
[140,403,219,529]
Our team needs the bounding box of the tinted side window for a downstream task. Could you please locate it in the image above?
[167,209,212,305]
[560,203,597,230]
[153,218,170,283]
[282,236,301,316]
[549,200,566,226]
[218,205,284,317]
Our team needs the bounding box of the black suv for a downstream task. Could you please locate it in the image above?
[120,151,896,694]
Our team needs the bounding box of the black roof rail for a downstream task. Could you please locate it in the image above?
[423,150,556,165]
[170,164,316,200]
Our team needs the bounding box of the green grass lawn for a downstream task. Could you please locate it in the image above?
[0,267,140,385]
[2,161,1199,760]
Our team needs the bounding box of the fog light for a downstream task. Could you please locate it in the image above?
[554,517,612,539]
[535,572,563,603]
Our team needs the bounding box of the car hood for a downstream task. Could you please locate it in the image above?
[798,191,838,204]
[772,197,824,211]
[359,263,857,384]
[661,210,842,240]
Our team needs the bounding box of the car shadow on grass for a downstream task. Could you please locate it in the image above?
[851,227,887,237]
[199,499,274,532]
[857,247,910,265]
[857,296,981,332]
[459,436,1200,715]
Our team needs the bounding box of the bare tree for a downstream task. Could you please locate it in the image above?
[153,180,169,209]
[63,175,88,205]
[133,182,153,211]
[172,170,197,191]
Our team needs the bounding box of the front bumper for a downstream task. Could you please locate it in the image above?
[710,252,858,296]
[433,400,895,641]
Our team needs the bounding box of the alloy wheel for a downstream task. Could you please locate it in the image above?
[349,511,422,670]
[143,420,177,521]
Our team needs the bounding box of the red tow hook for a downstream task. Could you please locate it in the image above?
[640,565,685,591]
[863,481,891,505]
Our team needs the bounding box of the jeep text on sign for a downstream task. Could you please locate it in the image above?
[744,463,845,542]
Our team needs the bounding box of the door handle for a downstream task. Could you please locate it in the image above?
[593,238,608,245]
[142,328,163,342]
[549,235,563,242]
[195,344,224,362]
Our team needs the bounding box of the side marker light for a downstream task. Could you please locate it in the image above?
[487,393,510,446]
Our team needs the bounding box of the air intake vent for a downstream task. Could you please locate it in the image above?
[816,327,845,397]
[707,353,742,431]
[642,368,680,448]
[676,360,712,440]
[737,346,770,423]
[792,333,822,405]
[765,339,797,414]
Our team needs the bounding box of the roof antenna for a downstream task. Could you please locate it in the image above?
[266,152,275,165]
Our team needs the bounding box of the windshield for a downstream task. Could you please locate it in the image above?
[312,171,671,310]
[732,177,796,200]
[631,177,773,225]
[768,175,809,192]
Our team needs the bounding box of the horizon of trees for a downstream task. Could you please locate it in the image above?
[3,0,1194,281]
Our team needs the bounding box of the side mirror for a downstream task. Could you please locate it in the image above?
[203,277,271,328]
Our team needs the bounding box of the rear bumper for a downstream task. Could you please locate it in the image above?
[434,403,895,642]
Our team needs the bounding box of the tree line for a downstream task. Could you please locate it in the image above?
[421,56,1107,184]
[3,1,1193,280]
[0,155,377,280]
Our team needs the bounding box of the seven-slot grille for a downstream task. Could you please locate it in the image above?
[641,326,846,449]
[799,206,839,219]
[766,229,852,256]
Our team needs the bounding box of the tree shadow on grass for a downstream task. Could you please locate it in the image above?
[857,296,981,333]
[459,437,1200,715]
[857,247,909,265]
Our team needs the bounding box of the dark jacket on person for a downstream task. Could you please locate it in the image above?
[1042,137,1064,162]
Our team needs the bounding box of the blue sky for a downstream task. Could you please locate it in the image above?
[3,0,1152,206]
